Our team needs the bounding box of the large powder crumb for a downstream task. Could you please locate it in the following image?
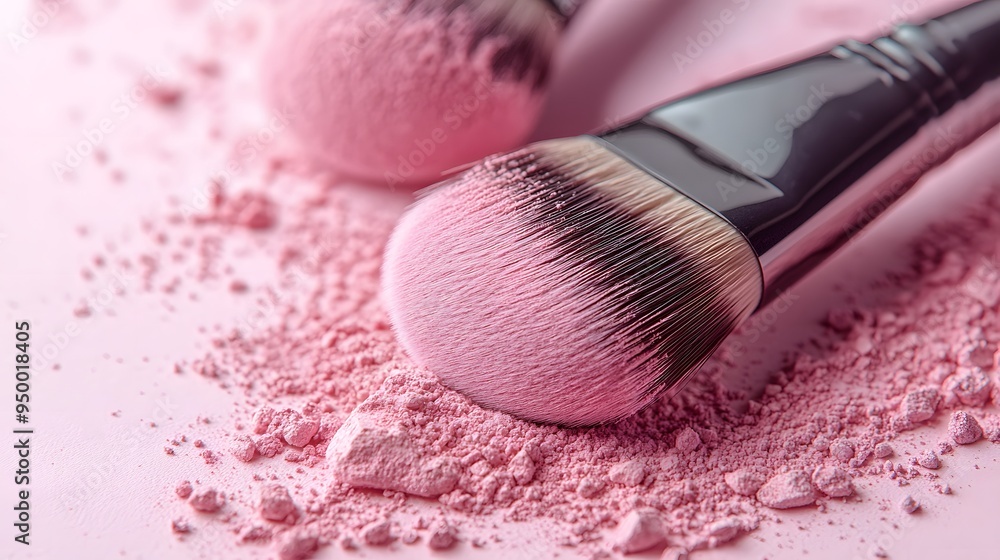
[756,471,817,509]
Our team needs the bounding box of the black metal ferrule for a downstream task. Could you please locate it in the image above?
[598,0,1000,304]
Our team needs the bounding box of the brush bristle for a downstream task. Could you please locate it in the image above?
[383,137,763,426]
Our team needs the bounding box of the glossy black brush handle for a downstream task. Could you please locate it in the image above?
[599,0,1000,301]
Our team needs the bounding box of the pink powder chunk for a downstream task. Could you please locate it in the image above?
[812,466,854,498]
[427,521,458,551]
[255,434,284,458]
[260,484,299,524]
[175,480,193,499]
[189,487,225,513]
[829,439,855,462]
[917,450,941,470]
[201,450,220,464]
[611,508,666,554]
[873,443,894,459]
[278,532,320,560]
[900,495,920,514]
[252,406,276,435]
[724,470,764,497]
[899,387,941,426]
[661,549,691,560]
[282,416,320,448]
[171,518,192,534]
[577,477,606,499]
[705,516,753,545]
[326,413,460,498]
[946,368,993,406]
[230,193,276,231]
[608,460,647,487]
[949,411,984,445]
[230,435,257,463]
[756,471,816,509]
[508,449,536,485]
[674,427,702,453]
[960,341,997,369]
[984,417,1000,442]
[361,519,393,546]
[239,525,273,543]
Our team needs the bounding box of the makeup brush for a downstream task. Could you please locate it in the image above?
[382,0,1000,426]
[266,0,584,187]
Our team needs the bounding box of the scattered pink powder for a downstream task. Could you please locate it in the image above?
[138,180,1000,557]
[175,480,193,500]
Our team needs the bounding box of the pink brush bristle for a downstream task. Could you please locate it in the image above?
[383,136,763,425]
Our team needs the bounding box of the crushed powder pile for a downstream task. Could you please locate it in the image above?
[139,175,1000,558]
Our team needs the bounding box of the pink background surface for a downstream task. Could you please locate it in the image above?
[1,0,998,558]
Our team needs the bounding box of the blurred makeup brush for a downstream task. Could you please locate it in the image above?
[266,0,584,187]
[383,0,1000,426]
